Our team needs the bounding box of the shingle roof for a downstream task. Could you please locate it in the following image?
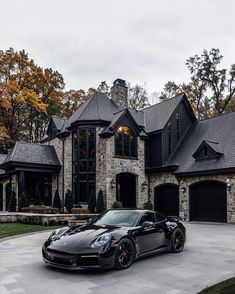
[52,116,67,131]
[0,142,61,168]
[67,92,120,128]
[168,112,235,175]
[143,94,184,133]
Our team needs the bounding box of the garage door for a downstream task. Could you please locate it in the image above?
[154,184,179,216]
[190,181,227,222]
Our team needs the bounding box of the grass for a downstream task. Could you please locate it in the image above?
[199,277,235,294]
[0,223,57,239]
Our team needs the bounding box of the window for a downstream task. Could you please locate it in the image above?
[115,126,137,158]
[138,212,156,225]
[167,122,171,155]
[72,128,96,204]
[176,111,180,141]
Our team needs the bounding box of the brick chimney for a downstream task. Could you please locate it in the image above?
[111,79,128,109]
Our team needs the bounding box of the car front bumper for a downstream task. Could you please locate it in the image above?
[42,246,115,270]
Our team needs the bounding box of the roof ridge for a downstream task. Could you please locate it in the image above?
[75,92,96,121]
[199,111,235,123]
[143,93,184,111]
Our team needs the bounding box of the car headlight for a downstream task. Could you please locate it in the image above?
[91,233,111,248]
[48,229,62,241]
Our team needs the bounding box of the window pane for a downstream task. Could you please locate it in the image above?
[79,161,86,172]
[88,173,95,181]
[79,129,87,159]
[79,173,87,181]
[88,161,95,172]
[88,129,95,159]
[79,182,87,202]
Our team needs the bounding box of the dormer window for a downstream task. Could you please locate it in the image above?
[193,140,223,161]
[115,126,137,158]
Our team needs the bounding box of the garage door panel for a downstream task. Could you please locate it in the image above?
[190,181,227,222]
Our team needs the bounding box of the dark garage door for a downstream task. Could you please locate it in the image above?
[154,184,179,216]
[190,181,227,222]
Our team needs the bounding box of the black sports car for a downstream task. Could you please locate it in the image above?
[42,209,186,270]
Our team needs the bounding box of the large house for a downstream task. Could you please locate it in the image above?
[0,79,235,223]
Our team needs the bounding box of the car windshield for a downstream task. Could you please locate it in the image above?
[94,210,140,227]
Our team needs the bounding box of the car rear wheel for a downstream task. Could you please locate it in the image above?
[115,238,135,270]
[170,228,185,253]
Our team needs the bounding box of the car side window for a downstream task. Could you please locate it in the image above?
[139,212,156,225]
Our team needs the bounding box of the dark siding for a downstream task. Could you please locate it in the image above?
[145,133,162,168]
[162,99,194,163]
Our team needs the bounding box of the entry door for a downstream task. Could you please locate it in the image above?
[116,173,136,208]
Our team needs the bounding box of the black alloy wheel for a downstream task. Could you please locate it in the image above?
[171,228,185,253]
[115,238,135,270]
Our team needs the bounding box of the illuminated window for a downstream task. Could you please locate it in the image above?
[115,126,137,158]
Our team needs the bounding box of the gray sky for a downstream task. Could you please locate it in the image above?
[1,0,235,94]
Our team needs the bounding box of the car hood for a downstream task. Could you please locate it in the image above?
[47,224,124,251]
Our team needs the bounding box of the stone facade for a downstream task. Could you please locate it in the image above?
[149,172,235,223]
[96,127,148,209]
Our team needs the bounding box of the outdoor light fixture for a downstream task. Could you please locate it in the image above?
[180,186,186,193]
[110,179,116,189]
[226,178,232,192]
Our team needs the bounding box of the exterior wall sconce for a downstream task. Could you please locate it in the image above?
[180,186,186,193]
[141,181,148,191]
[110,179,116,189]
[226,178,232,192]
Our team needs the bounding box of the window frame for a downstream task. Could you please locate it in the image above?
[115,125,137,159]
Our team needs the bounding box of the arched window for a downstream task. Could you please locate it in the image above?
[115,126,137,158]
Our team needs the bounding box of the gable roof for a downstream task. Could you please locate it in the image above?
[51,116,67,131]
[67,92,120,128]
[167,112,235,176]
[192,140,223,159]
[0,142,61,170]
[0,154,7,175]
[143,94,185,133]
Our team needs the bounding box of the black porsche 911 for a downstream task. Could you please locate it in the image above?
[42,209,186,270]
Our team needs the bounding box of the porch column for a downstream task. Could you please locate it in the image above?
[2,182,7,211]
[19,171,25,196]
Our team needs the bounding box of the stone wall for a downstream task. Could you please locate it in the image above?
[149,172,235,224]
[96,127,148,209]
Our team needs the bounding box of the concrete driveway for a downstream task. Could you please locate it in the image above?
[0,223,235,294]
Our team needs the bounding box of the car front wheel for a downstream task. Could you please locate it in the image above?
[115,238,135,270]
[170,228,185,253]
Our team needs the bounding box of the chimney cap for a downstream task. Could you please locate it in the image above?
[113,78,127,87]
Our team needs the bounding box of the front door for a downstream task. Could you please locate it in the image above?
[116,173,136,208]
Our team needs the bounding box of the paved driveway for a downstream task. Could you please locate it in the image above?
[0,223,235,294]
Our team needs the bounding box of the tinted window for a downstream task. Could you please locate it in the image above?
[139,212,156,225]
[156,213,167,222]
[94,210,140,227]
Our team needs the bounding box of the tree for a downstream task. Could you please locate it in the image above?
[61,89,88,118]
[53,190,61,210]
[159,49,235,119]
[97,81,110,95]
[0,48,64,149]
[8,191,16,212]
[18,192,29,211]
[88,189,96,213]
[34,186,41,205]
[96,190,105,213]
[65,189,74,213]
[128,83,150,110]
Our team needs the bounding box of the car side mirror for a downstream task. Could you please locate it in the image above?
[142,221,154,228]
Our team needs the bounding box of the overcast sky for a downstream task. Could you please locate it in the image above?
[1,0,235,95]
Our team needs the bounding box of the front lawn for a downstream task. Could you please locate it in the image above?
[199,277,235,294]
[0,223,57,239]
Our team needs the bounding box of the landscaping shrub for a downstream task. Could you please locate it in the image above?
[8,191,17,212]
[88,189,96,213]
[21,205,59,214]
[112,201,123,208]
[18,192,29,211]
[65,189,74,213]
[96,190,105,213]
[143,201,153,210]
[34,186,41,205]
[53,190,61,210]
[71,207,90,214]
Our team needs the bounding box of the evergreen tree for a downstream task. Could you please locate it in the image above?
[96,190,105,213]
[8,191,17,212]
[53,190,61,210]
[112,201,123,208]
[18,192,29,211]
[65,189,74,213]
[34,186,41,205]
[88,189,96,213]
